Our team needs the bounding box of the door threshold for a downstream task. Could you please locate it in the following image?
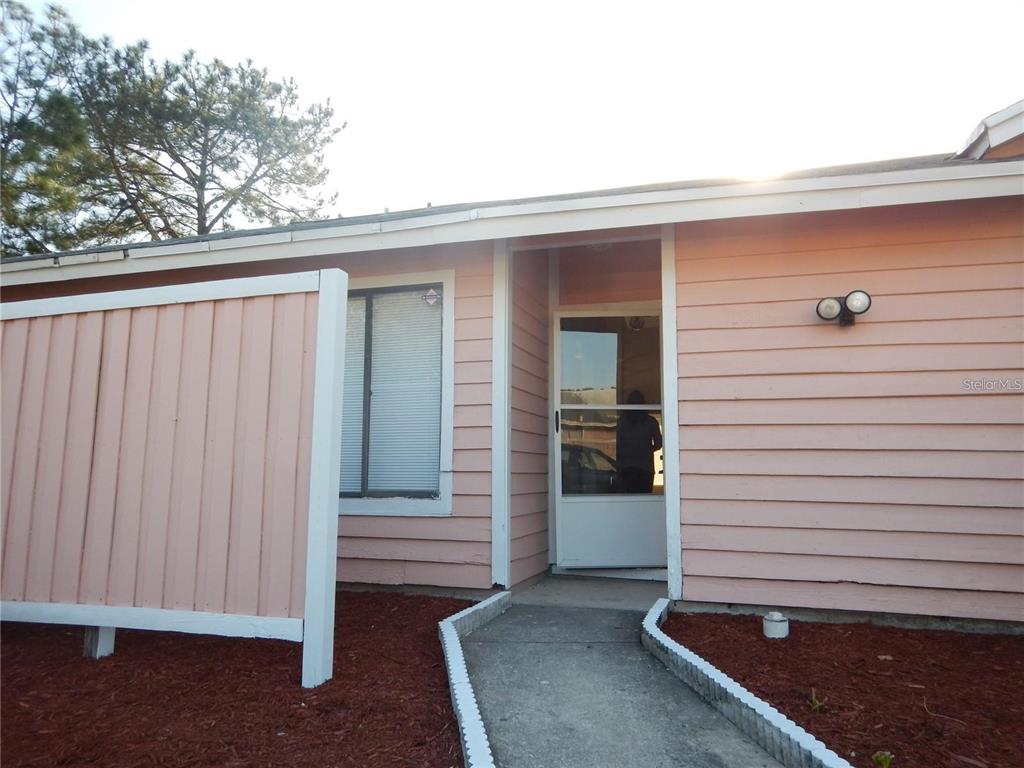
[551,566,668,582]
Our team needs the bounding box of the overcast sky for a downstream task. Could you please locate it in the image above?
[26,0,1024,218]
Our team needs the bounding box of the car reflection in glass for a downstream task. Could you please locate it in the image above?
[561,444,618,494]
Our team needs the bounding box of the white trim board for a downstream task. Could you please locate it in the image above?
[490,241,512,588]
[660,225,683,601]
[0,270,321,319]
[0,601,303,641]
[4,161,1021,287]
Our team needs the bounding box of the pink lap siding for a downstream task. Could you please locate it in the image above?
[510,249,551,585]
[675,197,1024,621]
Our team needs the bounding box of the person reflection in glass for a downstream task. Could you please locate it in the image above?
[616,390,663,493]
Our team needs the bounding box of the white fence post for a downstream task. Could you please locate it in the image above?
[301,268,348,687]
[83,626,116,659]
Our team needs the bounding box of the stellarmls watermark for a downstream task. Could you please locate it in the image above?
[961,377,1024,392]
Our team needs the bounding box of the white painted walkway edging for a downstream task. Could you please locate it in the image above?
[642,598,852,768]
[439,591,512,768]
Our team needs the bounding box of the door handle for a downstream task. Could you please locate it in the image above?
[555,411,559,433]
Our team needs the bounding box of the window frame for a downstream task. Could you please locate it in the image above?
[338,270,455,517]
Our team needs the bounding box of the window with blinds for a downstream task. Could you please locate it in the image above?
[339,285,443,498]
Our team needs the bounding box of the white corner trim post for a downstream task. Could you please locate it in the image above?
[439,591,512,768]
[301,268,349,688]
[490,240,512,588]
[83,626,116,659]
[642,600,852,768]
[660,225,683,601]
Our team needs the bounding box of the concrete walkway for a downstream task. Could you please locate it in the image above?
[462,583,782,768]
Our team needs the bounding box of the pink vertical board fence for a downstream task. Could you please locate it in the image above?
[0,269,347,687]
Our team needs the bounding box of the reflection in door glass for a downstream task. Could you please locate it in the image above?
[560,409,664,496]
[560,316,661,406]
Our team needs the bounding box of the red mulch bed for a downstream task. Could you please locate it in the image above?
[2,591,470,767]
[662,612,1024,768]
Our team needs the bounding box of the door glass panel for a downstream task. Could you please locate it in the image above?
[560,409,664,496]
[560,316,660,405]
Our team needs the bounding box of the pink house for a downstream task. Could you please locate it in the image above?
[2,101,1022,645]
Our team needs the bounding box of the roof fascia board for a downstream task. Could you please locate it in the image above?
[208,230,291,251]
[231,210,478,247]
[291,221,382,242]
[0,247,128,272]
[3,161,1022,287]
[471,158,1022,218]
[127,240,211,259]
[987,111,1024,149]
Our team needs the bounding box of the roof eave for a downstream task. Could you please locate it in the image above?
[2,158,1022,288]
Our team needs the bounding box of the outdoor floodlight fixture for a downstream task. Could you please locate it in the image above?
[816,290,871,326]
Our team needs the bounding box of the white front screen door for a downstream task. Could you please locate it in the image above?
[554,314,668,568]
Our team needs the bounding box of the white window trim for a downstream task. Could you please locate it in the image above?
[337,270,455,517]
